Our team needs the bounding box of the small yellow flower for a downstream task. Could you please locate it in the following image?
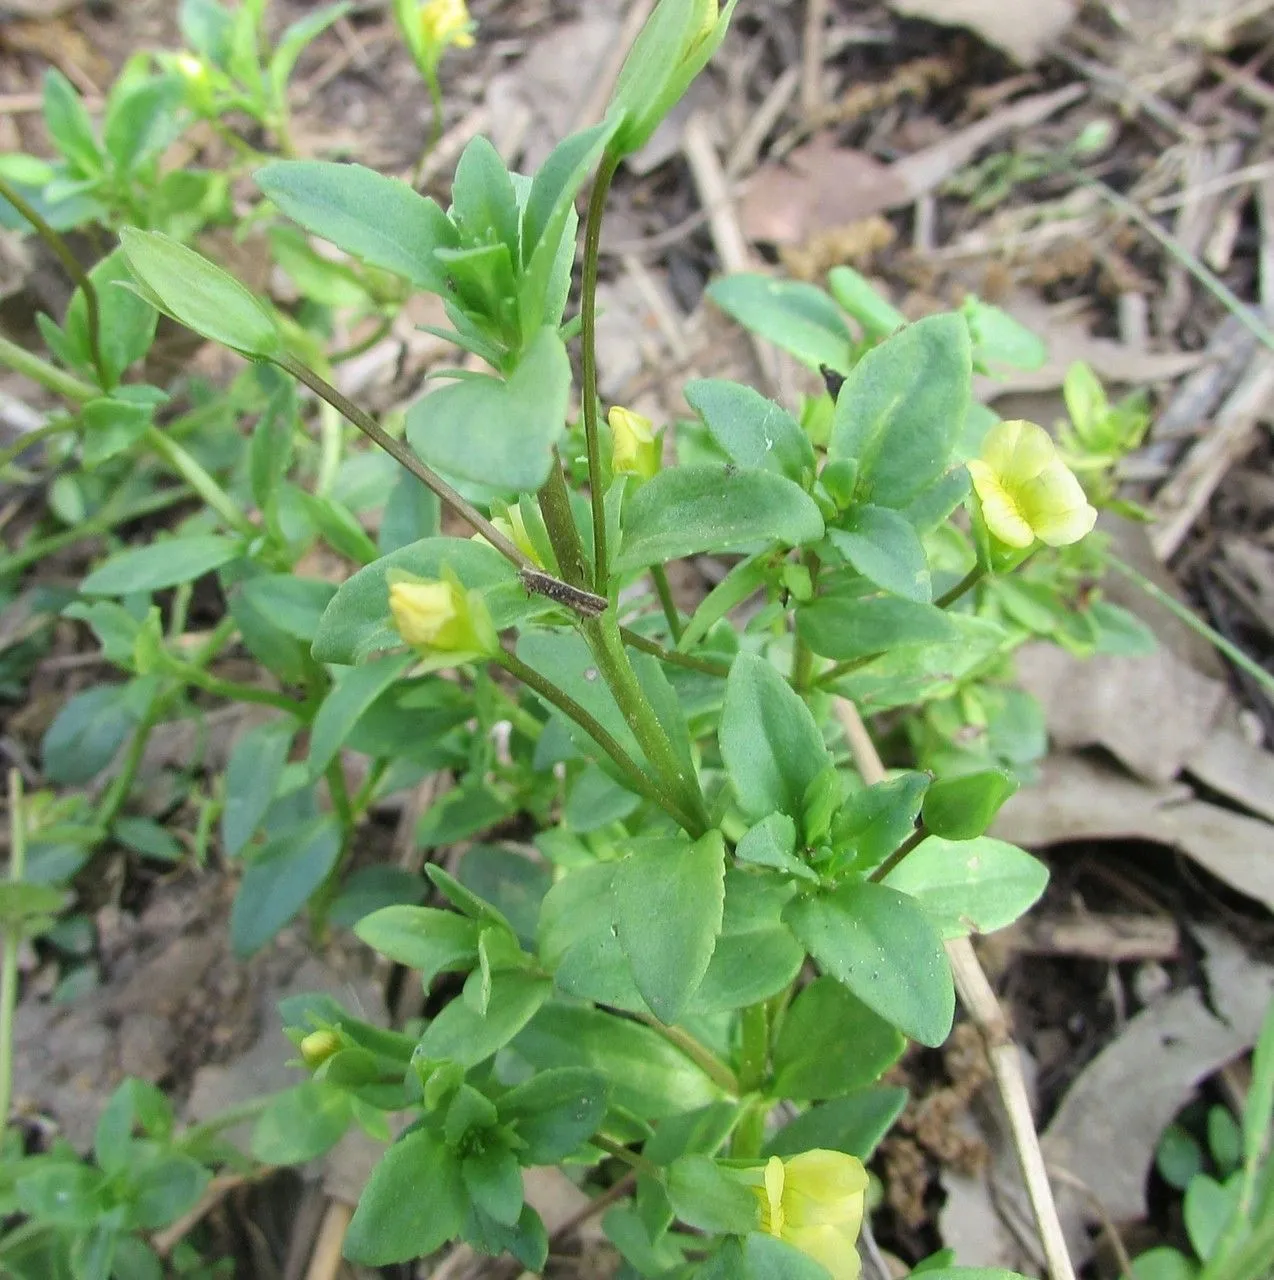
[419,0,475,52]
[388,570,497,661]
[743,1151,868,1280]
[472,507,542,567]
[299,1029,341,1070]
[966,420,1098,550]
[608,406,660,481]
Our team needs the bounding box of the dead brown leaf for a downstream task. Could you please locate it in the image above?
[885,0,1077,64]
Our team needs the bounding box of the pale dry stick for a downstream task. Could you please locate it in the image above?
[575,0,659,131]
[681,113,779,394]
[152,1173,258,1257]
[416,104,493,188]
[1047,1165,1136,1280]
[833,698,1078,1280]
[1149,355,1274,560]
[801,0,831,119]
[622,252,686,354]
[1149,158,1274,213]
[726,66,800,178]
[304,1199,353,1280]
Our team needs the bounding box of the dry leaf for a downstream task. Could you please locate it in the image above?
[1043,927,1274,1245]
[994,754,1274,913]
[886,0,1077,64]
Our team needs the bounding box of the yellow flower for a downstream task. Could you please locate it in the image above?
[472,507,542,567]
[388,570,497,661]
[966,420,1098,550]
[609,406,660,480]
[299,1029,341,1070]
[744,1151,868,1280]
[419,0,475,52]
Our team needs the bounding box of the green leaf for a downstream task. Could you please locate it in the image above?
[1184,1175,1240,1263]
[463,1143,524,1227]
[230,815,343,956]
[616,465,823,573]
[708,273,853,372]
[221,719,296,858]
[963,297,1048,373]
[126,1152,210,1229]
[685,378,815,482]
[764,1086,909,1159]
[81,534,241,595]
[42,69,101,175]
[119,228,282,359]
[771,977,905,1099]
[250,378,298,509]
[830,506,932,603]
[379,471,441,554]
[745,1232,835,1280]
[497,1067,609,1165]
[0,882,67,931]
[667,1155,759,1235]
[79,398,152,467]
[406,328,571,491]
[306,654,413,777]
[735,813,817,882]
[785,881,955,1047]
[417,972,552,1067]
[514,1003,722,1119]
[354,905,479,987]
[256,160,458,292]
[797,592,955,662]
[42,682,148,785]
[451,135,520,260]
[103,75,185,175]
[828,265,905,341]
[113,816,182,862]
[831,773,929,875]
[1131,1250,1198,1280]
[240,575,337,642]
[344,1129,466,1265]
[611,831,726,1024]
[298,491,378,566]
[251,1080,353,1165]
[830,314,971,507]
[921,770,1018,841]
[1156,1125,1203,1192]
[312,537,529,665]
[720,652,830,825]
[269,4,350,104]
[77,251,159,389]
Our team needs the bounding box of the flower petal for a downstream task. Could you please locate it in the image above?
[764,1156,786,1238]
[967,460,1035,549]
[784,1224,863,1280]
[781,1151,869,1229]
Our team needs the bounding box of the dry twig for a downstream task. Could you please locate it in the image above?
[833,699,1077,1280]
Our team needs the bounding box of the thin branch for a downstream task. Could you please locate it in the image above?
[834,696,1077,1280]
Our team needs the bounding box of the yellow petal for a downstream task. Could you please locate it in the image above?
[389,579,457,648]
[763,1156,786,1238]
[784,1223,863,1280]
[1020,462,1098,547]
[781,1151,868,1230]
[980,420,1056,485]
[967,459,1035,549]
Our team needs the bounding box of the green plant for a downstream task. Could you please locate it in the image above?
[1143,997,1274,1280]
[0,2,1208,1277]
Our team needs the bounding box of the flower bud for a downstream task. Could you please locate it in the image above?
[472,506,542,567]
[608,406,660,480]
[388,569,498,662]
[738,1151,868,1280]
[966,419,1097,551]
[300,1029,341,1070]
[419,0,475,53]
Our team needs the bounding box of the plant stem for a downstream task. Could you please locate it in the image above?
[731,1100,768,1161]
[178,1093,276,1152]
[869,825,928,883]
[936,564,985,609]
[0,418,77,472]
[580,151,621,595]
[638,1014,739,1095]
[583,610,709,836]
[619,627,731,679]
[143,427,257,538]
[592,1133,662,1180]
[814,650,885,689]
[790,551,820,692]
[651,565,683,642]
[737,1001,769,1095]
[0,174,109,388]
[1109,556,1274,703]
[0,333,96,404]
[0,772,26,1131]
[537,455,591,588]
[494,648,697,830]
[0,485,190,578]
[171,663,302,715]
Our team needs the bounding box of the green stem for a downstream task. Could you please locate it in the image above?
[494,648,696,830]
[178,1093,276,1152]
[935,564,985,610]
[731,1100,768,1161]
[0,333,96,403]
[0,175,109,388]
[0,485,190,578]
[143,427,256,538]
[412,70,446,187]
[325,759,354,832]
[170,663,302,715]
[0,772,26,1130]
[790,552,819,692]
[329,315,392,365]
[815,650,885,689]
[315,402,343,499]
[651,565,683,643]
[583,611,709,836]
[1198,1212,1274,1280]
[1109,556,1274,703]
[638,1014,740,1095]
[619,627,731,679]
[869,825,928,883]
[580,151,621,595]
[592,1133,662,1180]
[537,455,591,588]
[737,1001,769,1094]
[0,417,77,472]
